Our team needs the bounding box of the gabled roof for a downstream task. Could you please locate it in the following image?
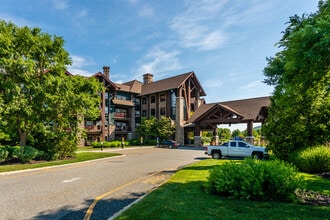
[140,71,206,96]
[116,80,143,94]
[187,96,271,123]
[90,72,119,90]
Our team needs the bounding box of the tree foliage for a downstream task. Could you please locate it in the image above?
[0,20,102,159]
[263,1,330,160]
[217,128,231,141]
[136,117,175,140]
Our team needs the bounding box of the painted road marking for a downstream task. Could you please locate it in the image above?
[83,170,167,220]
[62,177,81,183]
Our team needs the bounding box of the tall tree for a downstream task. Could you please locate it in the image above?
[263,1,330,160]
[0,20,102,149]
[136,117,175,140]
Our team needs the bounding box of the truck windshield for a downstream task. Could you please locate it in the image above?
[221,142,228,146]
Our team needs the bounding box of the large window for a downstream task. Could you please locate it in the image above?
[160,93,165,102]
[134,98,140,105]
[160,107,166,115]
[150,108,156,116]
[142,110,147,117]
[151,96,156,103]
[142,97,147,104]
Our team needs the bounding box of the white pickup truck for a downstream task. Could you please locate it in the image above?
[205,140,269,159]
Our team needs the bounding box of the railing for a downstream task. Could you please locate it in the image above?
[115,127,132,132]
[85,125,101,131]
[114,112,129,118]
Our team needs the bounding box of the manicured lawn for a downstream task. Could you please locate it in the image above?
[116,159,330,220]
[0,152,121,173]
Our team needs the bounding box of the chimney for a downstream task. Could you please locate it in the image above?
[143,73,153,84]
[103,66,110,78]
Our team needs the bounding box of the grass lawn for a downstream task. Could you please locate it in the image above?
[116,159,330,220]
[0,151,121,173]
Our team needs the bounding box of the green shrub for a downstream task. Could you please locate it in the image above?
[92,141,129,148]
[0,146,8,162]
[13,146,39,163]
[5,145,20,158]
[91,142,101,148]
[206,159,303,203]
[129,139,141,146]
[289,145,330,173]
[102,142,111,148]
[144,139,157,146]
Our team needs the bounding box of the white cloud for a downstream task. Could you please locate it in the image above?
[133,47,182,78]
[67,55,95,76]
[138,5,154,18]
[123,0,138,6]
[169,0,228,51]
[239,80,262,91]
[169,0,276,51]
[203,79,223,88]
[52,0,68,10]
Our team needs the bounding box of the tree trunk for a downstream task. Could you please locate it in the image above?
[18,128,27,146]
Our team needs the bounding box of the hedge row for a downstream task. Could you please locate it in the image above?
[90,139,158,148]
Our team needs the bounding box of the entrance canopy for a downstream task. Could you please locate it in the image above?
[186,96,271,136]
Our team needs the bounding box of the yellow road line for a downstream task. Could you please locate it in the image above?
[84,170,163,220]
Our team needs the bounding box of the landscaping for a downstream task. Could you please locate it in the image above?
[116,159,330,220]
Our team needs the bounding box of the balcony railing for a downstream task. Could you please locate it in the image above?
[85,125,101,131]
[115,127,132,132]
[114,112,130,118]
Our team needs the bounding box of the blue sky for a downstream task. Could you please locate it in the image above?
[1,0,319,104]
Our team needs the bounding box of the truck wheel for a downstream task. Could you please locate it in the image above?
[212,151,221,159]
[253,152,262,160]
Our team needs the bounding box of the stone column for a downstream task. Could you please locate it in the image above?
[175,96,184,145]
[194,136,202,147]
[246,120,254,144]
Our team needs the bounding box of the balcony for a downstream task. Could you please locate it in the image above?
[115,127,132,133]
[114,112,130,119]
[85,125,101,134]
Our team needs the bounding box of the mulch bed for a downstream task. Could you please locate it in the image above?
[298,172,330,206]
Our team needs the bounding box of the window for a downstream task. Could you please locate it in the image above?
[160,107,166,115]
[150,108,156,116]
[134,98,140,105]
[142,97,147,104]
[151,96,156,103]
[115,94,127,100]
[142,110,147,117]
[86,121,94,126]
[160,93,165,102]
[238,142,248,148]
[230,142,236,147]
[135,110,141,117]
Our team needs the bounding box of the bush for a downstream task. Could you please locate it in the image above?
[144,139,157,146]
[0,146,8,162]
[92,141,129,148]
[5,145,20,158]
[91,142,101,148]
[13,146,39,163]
[205,159,304,203]
[289,145,330,173]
